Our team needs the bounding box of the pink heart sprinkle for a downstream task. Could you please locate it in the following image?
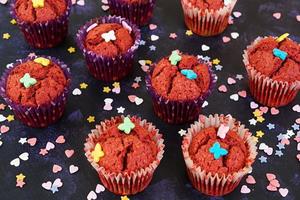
[27,138,37,146]
[259,106,268,114]
[246,175,256,184]
[227,77,236,85]
[233,11,242,18]
[266,173,276,181]
[296,118,300,124]
[65,149,75,158]
[128,95,137,103]
[55,135,65,144]
[250,101,259,109]
[222,36,231,43]
[296,154,300,161]
[297,15,300,22]
[267,184,278,191]
[218,85,227,93]
[273,12,281,19]
[0,125,10,134]
[240,185,251,194]
[52,164,62,173]
[238,90,247,98]
[149,24,157,30]
[271,107,279,115]
[42,181,52,190]
[279,188,289,197]
[281,138,290,145]
[270,179,280,188]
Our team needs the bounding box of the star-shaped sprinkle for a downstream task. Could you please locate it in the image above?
[181,69,197,80]
[87,116,95,123]
[6,115,14,122]
[16,180,25,188]
[149,45,156,51]
[168,50,182,66]
[112,82,120,88]
[117,106,125,114]
[131,82,139,89]
[215,65,223,71]
[249,118,257,125]
[252,136,259,143]
[178,129,187,137]
[259,156,267,163]
[118,117,135,134]
[80,83,88,89]
[277,133,286,141]
[50,186,58,194]
[134,77,142,83]
[209,142,228,159]
[267,123,275,130]
[185,30,193,36]
[253,109,263,117]
[91,143,105,162]
[3,33,11,40]
[287,130,295,137]
[139,40,146,45]
[39,148,48,156]
[212,58,221,65]
[292,123,299,131]
[20,73,37,88]
[169,33,177,39]
[32,0,45,8]
[121,196,130,200]
[103,86,111,93]
[236,74,244,80]
[18,138,27,145]
[34,57,50,67]
[275,150,283,157]
[67,47,76,53]
[10,19,17,25]
[0,104,6,110]
[256,130,264,138]
[277,143,285,150]
[16,173,26,181]
[256,116,265,123]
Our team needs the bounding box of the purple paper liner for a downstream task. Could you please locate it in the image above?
[0,55,71,128]
[145,56,217,124]
[107,0,156,26]
[10,0,72,49]
[76,15,141,82]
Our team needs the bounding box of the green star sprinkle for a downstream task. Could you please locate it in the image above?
[20,73,37,88]
[118,117,135,134]
[169,50,182,66]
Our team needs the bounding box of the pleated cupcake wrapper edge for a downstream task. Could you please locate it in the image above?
[107,0,156,26]
[181,0,237,36]
[10,0,72,48]
[145,57,217,124]
[0,56,71,128]
[243,36,300,107]
[181,114,257,196]
[76,15,141,82]
[84,115,165,195]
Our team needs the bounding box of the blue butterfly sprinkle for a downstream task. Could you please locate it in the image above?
[181,69,197,80]
[209,142,228,159]
[273,48,288,61]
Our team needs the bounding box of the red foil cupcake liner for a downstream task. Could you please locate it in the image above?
[243,36,300,107]
[0,56,71,128]
[84,116,165,195]
[145,56,217,124]
[180,0,237,36]
[182,114,257,196]
[107,0,156,26]
[76,16,141,82]
[10,0,72,49]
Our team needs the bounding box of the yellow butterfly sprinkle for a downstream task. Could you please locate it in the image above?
[91,143,104,162]
[34,57,50,67]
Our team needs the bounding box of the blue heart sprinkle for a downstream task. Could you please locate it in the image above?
[181,69,197,80]
[209,142,228,159]
[273,48,288,61]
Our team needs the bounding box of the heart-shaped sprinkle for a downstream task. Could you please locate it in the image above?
[246,175,256,184]
[292,104,300,112]
[233,11,242,18]
[52,164,62,173]
[240,185,251,194]
[230,94,239,101]
[250,101,259,109]
[55,135,65,144]
[150,35,159,41]
[273,12,281,19]
[87,191,97,200]
[218,85,227,93]
[227,77,236,85]
[231,32,239,39]
[69,165,79,174]
[297,15,300,22]
[149,24,157,30]
[72,88,82,96]
[222,36,231,43]
[201,44,210,51]
[95,184,105,193]
[101,30,116,42]
[266,173,276,181]
[181,69,197,80]
[27,138,37,146]
[135,97,143,105]
[259,106,268,113]
[279,188,289,197]
[91,143,105,162]
[118,117,135,134]
[0,125,9,134]
[19,152,29,161]
[169,50,182,65]
[270,107,279,115]
[20,73,37,88]
[46,142,55,151]
[65,149,74,158]
[238,90,247,98]
[10,158,20,167]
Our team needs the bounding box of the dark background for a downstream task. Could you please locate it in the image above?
[0,0,300,199]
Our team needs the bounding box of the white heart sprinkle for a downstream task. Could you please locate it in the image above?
[201,44,210,51]
[72,88,82,96]
[230,94,239,101]
[231,32,239,39]
[69,165,79,174]
[150,35,159,41]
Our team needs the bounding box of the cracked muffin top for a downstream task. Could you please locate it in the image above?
[84,23,134,57]
[189,126,249,175]
[14,0,67,23]
[150,51,211,101]
[93,116,158,173]
[188,0,225,10]
[6,57,69,107]
[247,36,300,83]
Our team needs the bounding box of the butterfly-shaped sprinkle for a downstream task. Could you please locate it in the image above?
[181,69,198,80]
[118,117,135,134]
[169,50,182,65]
[273,48,288,61]
[34,57,50,67]
[20,73,37,88]
[91,143,104,163]
[101,30,116,42]
[209,142,228,159]
[32,0,45,9]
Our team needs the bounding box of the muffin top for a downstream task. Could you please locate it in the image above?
[248,36,300,83]
[120,0,150,3]
[92,117,158,173]
[188,0,225,10]
[151,51,211,101]
[188,126,249,175]
[14,0,67,23]
[85,23,134,57]
[6,57,68,107]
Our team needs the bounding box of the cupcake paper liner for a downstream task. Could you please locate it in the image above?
[180,0,237,36]
[182,114,257,196]
[76,16,141,82]
[84,115,165,195]
[107,0,156,26]
[0,55,71,128]
[243,36,300,107]
[10,0,72,49]
[145,57,217,124]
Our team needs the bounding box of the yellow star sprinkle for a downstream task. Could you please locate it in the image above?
[252,136,259,143]
[67,47,76,53]
[212,58,221,65]
[80,83,88,89]
[121,196,130,200]
[185,30,193,36]
[3,33,11,40]
[256,116,265,123]
[16,173,26,181]
[6,115,15,122]
[91,143,105,162]
[87,116,95,123]
[103,86,111,93]
[253,109,263,117]
[34,57,50,67]
[10,19,17,25]
[256,130,265,138]
[112,82,120,88]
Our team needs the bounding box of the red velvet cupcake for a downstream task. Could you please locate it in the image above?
[76,16,141,82]
[146,50,216,124]
[181,0,237,36]
[182,114,257,196]
[0,55,71,128]
[84,116,165,195]
[11,0,72,49]
[107,0,156,26]
[243,35,300,107]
